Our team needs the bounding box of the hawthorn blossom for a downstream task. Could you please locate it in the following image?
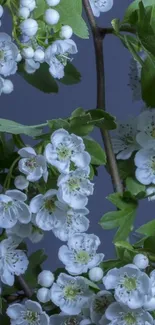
[6,220,44,243]
[89,0,113,17]
[44,129,91,174]
[30,189,68,231]
[111,118,140,160]
[103,264,151,309]
[58,233,104,275]
[7,300,49,325]
[144,270,155,311]
[57,169,94,209]
[45,39,78,79]
[146,186,155,201]
[0,189,31,228]
[0,76,14,95]
[18,147,48,182]
[24,58,40,74]
[52,207,90,242]
[50,314,91,325]
[134,149,155,185]
[100,302,154,325]
[0,237,29,286]
[0,33,19,77]
[136,110,155,149]
[14,175,29,190]
[90,290,114,324]
[50,273,92,315]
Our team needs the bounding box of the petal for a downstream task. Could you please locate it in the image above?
[30,194,44,213]
[16,202,31,224]
[136,132,155,149]
[18,147,36,158]
[14,175,29,190]
[6,304,25,319]
[134,149,153,168]
[135,168,153,185]
[72,152,91,169]
[6,190,27,202]
[27,167,42,181]
[51,129,69,146]
[1,267,15,286]
[105,302,123,320]
[25,300,42,313]
[103,268,119,289]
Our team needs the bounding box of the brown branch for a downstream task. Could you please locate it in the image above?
[16,275,32,298]
[99,26,136,38]
[82,0,123,193]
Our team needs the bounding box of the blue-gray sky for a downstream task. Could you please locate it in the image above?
[0,0,152,269]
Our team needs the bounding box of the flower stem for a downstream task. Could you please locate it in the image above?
[82,0,123,193]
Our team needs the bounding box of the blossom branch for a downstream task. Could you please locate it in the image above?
[16,275,32,298]
[82,0,123,193]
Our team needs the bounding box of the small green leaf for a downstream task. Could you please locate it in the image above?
[100,259,124,273]
[99,210,126,230]
[69,115,94,136]
[87,109,117,130]
[18,62,58,93]
[141,56,155,107]
[136,220,155,236]
[0,119,45,137]
[111,18,120,33]
[126,177,146,196]
[83,138,106,165]
[71,107,85,118]
[107,193,135,210]
[48,119,70,132]
[114,208,136,242]
[59,63,81,85]
[33,0,46,18]
[123,0,155,23]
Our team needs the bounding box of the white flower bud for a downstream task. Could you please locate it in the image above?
[16,52,22,62]
[18,7,30,19]
[2,79,14,94]
[88,267,104,282]
[14,175,29,190]
[59,25,73,39]
[20,0,36,11]
[133,254,149,269]
[34,48,45,62]
[22,46,34,59]
[37,287,50,303]
[0,5,4,18]
[46,0,60,5]
[38,270,55,287]
[44,8,60,25]
[20,18,38,37]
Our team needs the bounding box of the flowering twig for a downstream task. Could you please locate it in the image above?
[82,0,123,193]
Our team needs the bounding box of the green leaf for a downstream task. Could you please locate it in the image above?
[18,62,58,93]
[119,34,141,52]
[136,220,155,236]
[71,107,85,118]
[111,18,120,33]
[55,0,89,39]
[99,210,127,230]
[126,177,146,196]
[107,192,135,210]
[0,119,45,137]
[83,278,100,290]
[123,35,144,65]
[123,0,155,23]
[33,0,46,18]
[100,259,124,273]
[83,138,106,165]
[114,208,136,242]
[87,109,117,130]
[137,5,155,57]
[141,56,155,107]
[48,119,70,132]
[143,236,155,254]
[59,63,81,85]
[115,240,134,251]
[23,249,47,287]
[117,157,136,180]
[69,115,94,136]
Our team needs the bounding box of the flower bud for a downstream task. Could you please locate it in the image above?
[133,254,149,269]
[46,0,60,6]
[38,270,55,287]
[2,79,14,94]
[20,0,36,11]
[22,47,34,59]
[44,8,60,25]
[88,267,104,282]
[59,25,73,39]
[34,49,45,62]
[20,18,38,37]
[14,175,29,190]
[37,287,50,303]
[18,7,30,19]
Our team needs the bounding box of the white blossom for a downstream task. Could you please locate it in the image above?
[90,290,114,324]
[100,302,154,325]
[18,7,30,19]
[89,0,113,17]
[144,270,155,311]
[7,299,49,325]
[44,9,60,25]
[0,189,31,228]
[58,233,104,275]
[89,267,104,282]
[20,0,36,11]
[103,264,151,309]
[133,254,149,270]
[49,314,88,325]
[20,18,38,37]
[30,189,68,231]
[57,169,94,209]
[52,207,90,242]
[112,118,140,160]
[0,33,19,77]
[18,147,48,182]
[45,39,77,79]
[60,25,73,39]
[46,0,60,5]
[134,148,155,185]
[1,78,14,93]
[38,270,55,288]
[0,237,29,286]
[44,129,91,174]
[22,46,34,59]
[24,58,40,73]
[50,273,92,315]
[34,48,45,62]
[146,186,155,201]
[6,219,44,243]
[14,175,29,190]
[37,287,50,303]
[136,110,155,149]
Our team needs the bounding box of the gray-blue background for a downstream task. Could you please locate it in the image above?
[1,0,152,269]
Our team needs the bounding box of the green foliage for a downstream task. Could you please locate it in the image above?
[33,0,46,19]
[54,0,89,39]
[48,119,70,132]
[0,119,45,137]
[136,220,155,236]
[141,56,155,107]
[83,138,106,165]
[99,193,137,242]
[123,0,155,24]
[100,258,124,273]
[117,157,136,180]
[23,249,47,288]
[87,109,117,130]
[59,63,81,85]
[125,177,146,198]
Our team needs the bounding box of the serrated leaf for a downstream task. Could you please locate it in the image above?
[0,119,44,137]
[117,157,136,180]
[107,193,135,210]
[119,34,141,52]
[18,62,59,93]
[99,210,127,229]
[55,0,89,39]
[126,177,146,196]
[87,109,117,130]
[83,138,106,165]
[136,220,155,236]
[59,63,81,85]
[69,115,94,136]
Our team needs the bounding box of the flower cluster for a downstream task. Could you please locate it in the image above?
[112,109,155,198]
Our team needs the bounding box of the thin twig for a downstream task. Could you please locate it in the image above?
[16,275,32,298]
[82,0,123,193]
[99,26,136,38]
